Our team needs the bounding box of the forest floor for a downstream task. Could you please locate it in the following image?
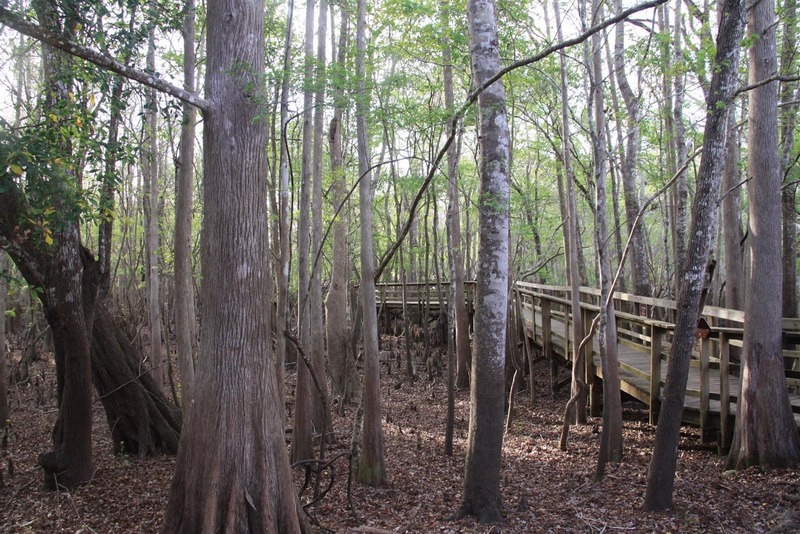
[2,335,800,533]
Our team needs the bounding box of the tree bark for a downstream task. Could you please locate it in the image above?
[0,251,8,426]
[29,0,95,490]
[174,0,198,414]
[453,0,510,524]
[326,7,355,403]
[143,29,165,394]
[779,0,798,322]
[643,0,744,510]
[553,0,586,427]
[356,0,388,487]
[310,0,329,433]
[163,0,308,529]
[726,0,800,470]
[275,0,295,410]
[591,0,623,475]
[292,0,316,465]
[721,109,744,315]
[442,1,471,390]
[613,0,652,298]
[670,0,689,295]
[91,304,181,455]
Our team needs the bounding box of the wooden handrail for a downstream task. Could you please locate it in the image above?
[368,280,800,435]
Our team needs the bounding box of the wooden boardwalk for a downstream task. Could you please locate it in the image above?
[372,281,800,449]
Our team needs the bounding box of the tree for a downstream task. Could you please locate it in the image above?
[669,0,689,294]
[292,0,317,465]
[275,0,295,409]
[780,0,799,323]
[442,0,462,453]
[0,251,8,426]
[23,0,95,490]
[613,0,653,298]
[326,6,356,404]
[355,0,388,487]
[591,0,622,476]
[310,0,330,433]
[441,0,471,391]
[162,0,308,529]
[142,29,166,393]
[553,0,587,428]
[643,0,744,510]
[725,0,800,469]
[452,0,510,524]
[174,0,198,413]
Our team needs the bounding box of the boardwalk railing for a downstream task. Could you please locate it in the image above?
[372,280,800,448]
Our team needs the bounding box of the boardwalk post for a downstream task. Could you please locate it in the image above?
[700,336,711,442]
[514,289,535,401]
[564,301,571,364]
[541,300,556,394]
[380,284,388,334]
[649,325,663,425]
[719,332,731,453]
[583,307,600,417]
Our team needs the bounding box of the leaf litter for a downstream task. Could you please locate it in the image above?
[1,337,799,533]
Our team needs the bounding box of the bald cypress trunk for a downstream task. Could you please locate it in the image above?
[29,0,95,490]
[292,0,316,465]
[163,0,308,529]
[143,30,165,394]
[326,7,355,403]
[0,252,6,425]
[726,0,800,470]
[356,0,387,487]
[174,0,198,413]
[613,0,652,298]
[779,0,799,323]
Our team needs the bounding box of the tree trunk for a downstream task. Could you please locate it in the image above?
[163,0,307,529]
[553,0,586,426]
[441,11,470,389]
[0,251,8,425]
[326,8,355,403]
[657,4,679,297]
[356,0,388,487]
[143,30,165,394]
[310,0,329,434]
[40,222,96,490]
[613,0,652,298]
[726,0,800,470]
[779,0,798,323]
[453,0,510,524]
[174,0,198,413]
[604,39,628,287]
[721,109,744,316]
[670,0,689,295]
[643,0,744,510]
[292,0,316,465]
[90,303,181,455]
[31,0,95,490]
[591,0,623,476]
[275,0,295,409]
[442,0,462,441]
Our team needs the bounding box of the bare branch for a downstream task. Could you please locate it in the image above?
[0,5,210,111]
[373,0,669,281]
[735,73,800,96]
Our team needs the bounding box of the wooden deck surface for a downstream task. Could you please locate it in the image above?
[371,281,800,445]
[521,305,800,434]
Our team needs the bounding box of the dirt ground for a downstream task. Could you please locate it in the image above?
[2,337,800,533]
